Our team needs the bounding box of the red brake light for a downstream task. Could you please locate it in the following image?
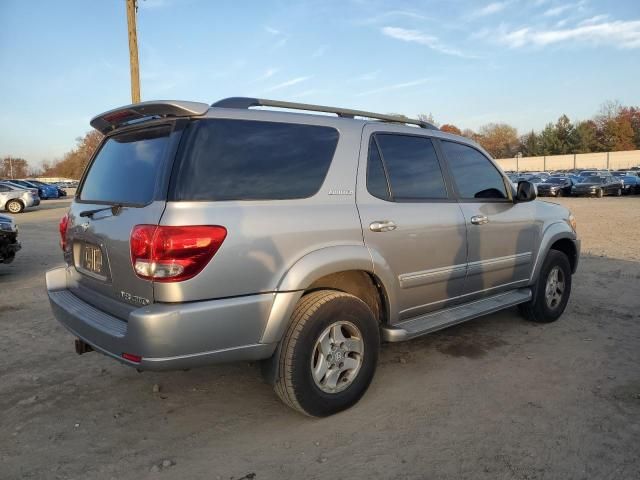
[130,225,227,282]
[59,213,69,251]
[122,352,142,363]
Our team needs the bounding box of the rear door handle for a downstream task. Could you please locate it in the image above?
[470,215,489,225]
[370,220,397,232]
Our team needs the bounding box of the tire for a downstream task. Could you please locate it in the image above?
[556,189,563,197]
[596,188,604,198]
[6,199,24,214]
[518,250,572,323]
[616,188,622,196]
[274,290,380,417]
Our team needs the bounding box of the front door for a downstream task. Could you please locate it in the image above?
[438,140,538,296]
[357,127,468,320]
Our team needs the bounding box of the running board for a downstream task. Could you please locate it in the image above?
[382,288,532,342]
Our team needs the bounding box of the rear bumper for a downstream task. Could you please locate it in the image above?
[46,266,279,370]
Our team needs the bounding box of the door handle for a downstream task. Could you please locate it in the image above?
[470,215,489,225]
[370,220,397,232]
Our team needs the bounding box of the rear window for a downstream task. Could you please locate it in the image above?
[79,126,171,205]
[172,119,339,201]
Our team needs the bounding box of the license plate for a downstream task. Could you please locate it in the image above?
[81,244,104,275]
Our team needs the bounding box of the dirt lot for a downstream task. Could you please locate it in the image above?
[1,197,639,480]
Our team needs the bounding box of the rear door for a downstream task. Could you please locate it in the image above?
[65,122,182,318]
[357,127,468,320]
[438,140,538,296]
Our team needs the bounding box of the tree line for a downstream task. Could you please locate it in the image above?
[3,100,639,180]
[428,101,640,159]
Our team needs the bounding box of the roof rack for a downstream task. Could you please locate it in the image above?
[211,97,438,130]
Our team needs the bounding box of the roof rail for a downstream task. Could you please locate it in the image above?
[211,97,438,130]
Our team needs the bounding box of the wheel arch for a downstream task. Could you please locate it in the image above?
[530,222,579,282]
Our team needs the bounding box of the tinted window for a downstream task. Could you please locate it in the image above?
[80,126,171,205]
[580,176,601,183]
[173,120,338,201]
[441,141,507,199]
[374,134,447,200]
[367,139,391,200]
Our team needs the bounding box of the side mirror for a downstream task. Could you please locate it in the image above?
[516,180,537,202]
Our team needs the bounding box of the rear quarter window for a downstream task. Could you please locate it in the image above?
[172,119,339,201]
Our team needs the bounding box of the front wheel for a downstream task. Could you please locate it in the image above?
[519,250,572,323]
[596,188,604,198]
[616,188,622,196]
[274,290,380,417]
[556,189,564,197]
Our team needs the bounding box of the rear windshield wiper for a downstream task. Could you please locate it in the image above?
[79,204,124,219]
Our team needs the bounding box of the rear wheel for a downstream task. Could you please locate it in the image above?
[274,290,380,417]
[519,250,572,323]
[6,200,24,214]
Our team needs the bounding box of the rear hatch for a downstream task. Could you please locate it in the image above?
[64,122,181,319]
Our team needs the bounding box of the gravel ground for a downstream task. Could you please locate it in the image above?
[1,196,639,480]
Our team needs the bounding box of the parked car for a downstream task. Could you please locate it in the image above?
[0,213,21,263]
[620,175,640,194]
[0,183,38,213]
[46,98,580,417]
[536,176,574,197]
[571,175,623,197]
[12,179,59,199]
[0,180,40,202]
[25,179,62,198]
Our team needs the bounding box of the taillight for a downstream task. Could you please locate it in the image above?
[59,213,69,251]
[130,225,227,282]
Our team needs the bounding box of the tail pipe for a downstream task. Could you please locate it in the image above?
[74,338,94,355]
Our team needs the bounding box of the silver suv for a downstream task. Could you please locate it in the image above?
[47,98,580,417]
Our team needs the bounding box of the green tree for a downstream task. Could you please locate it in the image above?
[570,120,599,153]
[519,130,540,156]
[554,114,575,154]
[539,123,560,155]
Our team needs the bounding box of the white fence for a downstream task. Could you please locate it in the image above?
[495,150,640,172]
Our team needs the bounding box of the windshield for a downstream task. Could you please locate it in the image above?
[580,176,602,183]
[79,126,171,205]
[546,177,567,184]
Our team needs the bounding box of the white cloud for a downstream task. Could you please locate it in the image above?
[356,78,431,97]
[579,14,610,26]
[265,76,312,92]
[543,2,586,17]
[474,2,509,16]
[381,26,476,58]
[251,68,279,83]
[264,26,282,35]
[496,20,640,49]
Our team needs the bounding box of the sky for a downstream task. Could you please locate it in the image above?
[1,0,639,167]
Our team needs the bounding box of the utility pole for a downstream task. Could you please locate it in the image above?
[126,0,141,103]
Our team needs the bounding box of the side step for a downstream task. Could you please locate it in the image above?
[382,288,532,342]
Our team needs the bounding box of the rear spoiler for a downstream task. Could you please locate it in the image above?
[90,100,210,134]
